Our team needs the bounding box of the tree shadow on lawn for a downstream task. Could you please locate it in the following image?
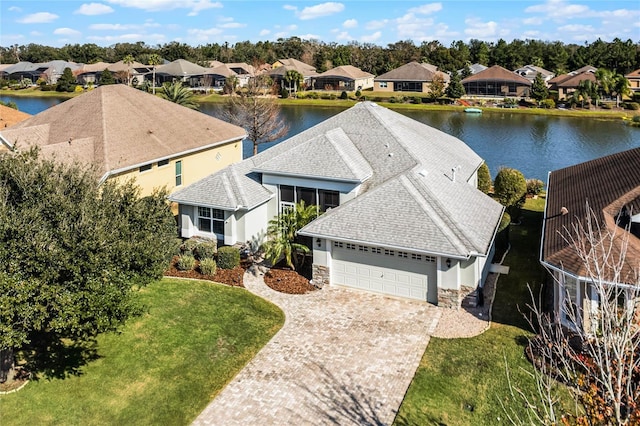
[21,336,101,380]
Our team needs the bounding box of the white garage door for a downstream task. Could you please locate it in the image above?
[331,242,437,302]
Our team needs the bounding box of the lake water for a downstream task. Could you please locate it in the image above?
[3,94,639,182]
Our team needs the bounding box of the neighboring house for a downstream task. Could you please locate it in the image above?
[312,65,374,91]
[154,59,208,86]
[106,60,148,84]
[0,85,246,197]
[374,61,450,93]
[202,64,238,91]
[624,68,640,93]
[548,65,597,99]
[75,61,111,85]
[540,147,640,333]
[268,58,317,89]
[514,64,555,84]
[3,61,49,84]
[226,62,254,87]
[457,63,488,76]
[170,102,504,307]
[461,65,532,97]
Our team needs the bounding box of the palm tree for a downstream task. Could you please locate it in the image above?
[612,73,631,108]
[147,53,162,95]
[284,70,303,98]
[263,201,318,270]
[123,54,134,86]
[159,82,199,110]
[572,80,597,108]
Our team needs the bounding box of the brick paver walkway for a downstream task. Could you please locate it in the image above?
[192,263,441,425]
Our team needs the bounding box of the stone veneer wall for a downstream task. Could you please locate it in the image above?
[312,264,330,289]
[438,285,477,309]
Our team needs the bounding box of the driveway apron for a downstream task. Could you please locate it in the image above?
[192,264,441,425]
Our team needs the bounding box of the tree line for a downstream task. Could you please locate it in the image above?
[1,37,638,76]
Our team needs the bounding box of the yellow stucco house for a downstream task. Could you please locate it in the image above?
[0,85,246,198]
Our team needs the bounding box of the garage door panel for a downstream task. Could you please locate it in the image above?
[332,245,436,302]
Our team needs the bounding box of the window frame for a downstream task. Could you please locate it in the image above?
[175,160,182,186]
[197,206,225,236]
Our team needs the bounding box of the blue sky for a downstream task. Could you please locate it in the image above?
[1,1,639,48]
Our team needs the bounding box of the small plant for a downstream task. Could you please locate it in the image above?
[540,99,555,109]
[217,246,240,269]
[526,178,544,196]
[181,238,200,256]
[176,254,196,271]
[623,102,639,110]
[355,89,361,98]
[280,88,289,99]
[199,258,217,275]
[340,91,348,100]
[195,240,217,260]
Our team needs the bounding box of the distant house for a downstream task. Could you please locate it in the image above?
[548,65,597,99]
[203,63,238,91]
[170,102,503,307]
[75,62,111,85]
[514,64,555,84]
[540,147,640,333]
[3,60,81,84]
[458,63,488,76]
[624,68,640,94]
[268,58,317,89]
[106,60,149,84]
[312,65,374,91]
[153,59,208,86]
[461,65,531,97]
[374,61,450,93]
[0,85,246,197]
[226,62,255,86]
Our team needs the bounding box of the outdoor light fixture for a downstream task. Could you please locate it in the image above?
[316,238,321,247]
[446,258,451,269]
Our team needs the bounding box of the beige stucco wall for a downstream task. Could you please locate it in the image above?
[374,81,393,92]
[109,141,242,197]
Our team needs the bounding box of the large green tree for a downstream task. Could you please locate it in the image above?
[493,167,526,218]
[55,67,76,92]
[0,149,176,383]
[445,71,465,99]
[530,73,549,102]
[98,68,115,85]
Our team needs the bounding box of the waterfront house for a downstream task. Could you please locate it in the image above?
[170,102,503,308]
[461,65,531,97]
[374,61,450,93]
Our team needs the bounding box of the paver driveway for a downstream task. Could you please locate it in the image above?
[192,264,441,426]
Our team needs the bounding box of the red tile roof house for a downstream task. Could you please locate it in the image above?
[540,147,640,333]
[170,102,504,308]
[548,65,597,100]
[374,61,450,93]
[461,64,531,98]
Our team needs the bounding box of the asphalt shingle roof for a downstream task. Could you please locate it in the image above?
[376,61,449,82]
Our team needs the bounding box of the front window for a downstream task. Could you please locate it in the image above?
[379,81,387,88]
[198,207,224,235]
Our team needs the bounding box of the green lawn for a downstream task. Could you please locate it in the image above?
[0,278,284,426]
[395,197,551,425]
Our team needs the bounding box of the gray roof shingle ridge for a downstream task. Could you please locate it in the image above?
[399,173,470,255]
[324,128,374,181]
[221,172,239,207]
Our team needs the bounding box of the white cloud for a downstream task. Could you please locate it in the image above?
[523,17,543,25]
[297,33,321,40]
[54,27,81,36]
[90,23,129,30]
[343,19,357,28]
[219,22,246,29]
[274,31,289,39]
[18,12,59,24]
[188,27,224,41]
[2,34,24,42]
[464,18,509,40]
[524,0,589,21]
[558,24,594,32]
[335,31,353,41]
[30,31,43,36]
[8,6,22,12]
[297,2,344,20]
[105,0,222,16]
[408,3,442,15]
[361,31,382,43]
[365,19,388,30]
[283,5,297,11]
[74,3,114,15]
[259,29,271,36]
[87,33,166,43]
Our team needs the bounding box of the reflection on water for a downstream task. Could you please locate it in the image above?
[2,94,639,181]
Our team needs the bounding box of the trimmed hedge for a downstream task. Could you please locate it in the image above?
[195,241,217,260]
[177,254,196,271]
[217,246,240,269]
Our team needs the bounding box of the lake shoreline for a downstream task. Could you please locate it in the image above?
[1,88,637,121]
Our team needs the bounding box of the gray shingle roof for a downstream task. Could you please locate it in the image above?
[253,128,373,182]
[299,168,503,257]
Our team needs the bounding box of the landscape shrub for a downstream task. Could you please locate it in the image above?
[181,238,200,256]
[539,99,555,109]
[199,258,217,275]
[388,96,397,103]
[355,89,361,98]
[329,93,337,100]
[320,93,332,100]
[340,91,348,100]
[623,102,639,110]
[526,178,544,196]
[412,96,422,104]
[280,88,289,99]
[40,85,55,91]
[177,254,196,271]
[195,240,217,260]
[217,246,240,269]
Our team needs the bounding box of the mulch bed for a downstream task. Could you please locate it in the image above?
[263,267,317,294]
[164,256,245,287]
